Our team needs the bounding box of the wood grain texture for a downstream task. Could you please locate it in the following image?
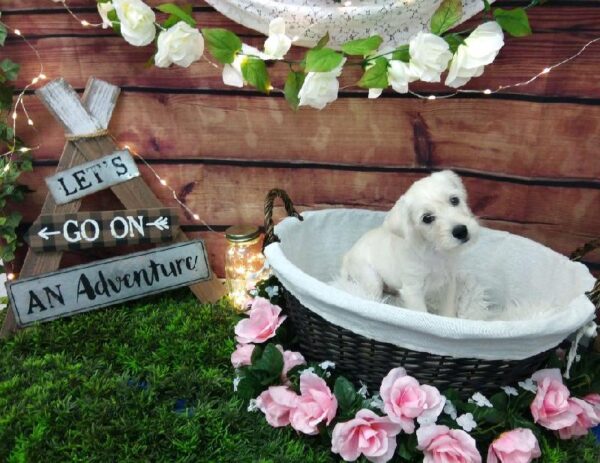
[5,32,600,98]
[16,165,600,261]
[16,93,600,181]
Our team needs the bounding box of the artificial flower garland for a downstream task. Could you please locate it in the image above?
[93,0,538,110]
[230,277,600,463]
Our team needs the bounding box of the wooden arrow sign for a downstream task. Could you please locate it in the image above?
[25,208,179,252]
[7,240,211,327]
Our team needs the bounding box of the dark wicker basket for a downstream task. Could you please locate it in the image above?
[263,189,600,396]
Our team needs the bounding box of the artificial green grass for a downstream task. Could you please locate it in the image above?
[0,291,597,462]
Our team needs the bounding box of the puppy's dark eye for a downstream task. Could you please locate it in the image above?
[450,196,460,206]
[422,214,435,224]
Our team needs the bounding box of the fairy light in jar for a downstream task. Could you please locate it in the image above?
[225,225,269,310]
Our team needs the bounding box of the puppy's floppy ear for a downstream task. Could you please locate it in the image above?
[437,170,466,194]
[384,196,411,237]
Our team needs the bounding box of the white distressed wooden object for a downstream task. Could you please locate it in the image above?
[45,150,140,204]
[7,241,211,327]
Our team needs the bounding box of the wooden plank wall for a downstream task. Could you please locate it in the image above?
[3,0,600,277]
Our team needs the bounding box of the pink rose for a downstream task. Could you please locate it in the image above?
[530,369,578,430]
[230,343,255,368]
[417,425,481,463]
[380,367,445,433]
[234,297,286,344]
[486,428,541,463]
[276,344,306,383]
[256,386,299,427]
[290,371,338,435]
[557,397,600,440]
[331,409,403,463]
[584,393,600,415]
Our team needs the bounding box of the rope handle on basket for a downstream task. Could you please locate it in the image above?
[263,189,303,251]
[570,237,600,311]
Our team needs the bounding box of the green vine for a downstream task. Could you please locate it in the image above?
[0,19,31,275]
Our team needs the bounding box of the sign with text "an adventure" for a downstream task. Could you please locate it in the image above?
[7,241,211,327]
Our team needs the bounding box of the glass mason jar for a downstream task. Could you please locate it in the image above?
[225,224,268,310]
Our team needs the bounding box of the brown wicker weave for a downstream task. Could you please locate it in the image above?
[263,189,600,396]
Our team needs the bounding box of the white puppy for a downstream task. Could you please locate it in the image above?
[341,170,480,317]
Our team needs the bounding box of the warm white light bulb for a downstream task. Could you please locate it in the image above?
[19,147,30,152]
[81,20,90,27]
[14,29,21,36]
[542,67,551,74]
[31,77,39,84]
[193,214,200,220]
[27,119,34,126]
[483,89,492,95]
[39,73,47,79]
[7,273,15,280]
[11,112,17,120]
[428,95,436,100]
[160,179,167,186]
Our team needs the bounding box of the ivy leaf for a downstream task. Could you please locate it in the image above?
[156,3,196,27]
[241,57,271,94]
[314,33,330,51]
[0,59,20,81]
[305,48,344,72]
[391,45,410,63]
[493,8,532,37]
[0,85,13,110]
[341,35,383,56]
[444,33,465,53]
[0,24,7,47]
[284,71,305,110]
[358,57,388,89]
[430,0,463,35]
[201,28,243,64]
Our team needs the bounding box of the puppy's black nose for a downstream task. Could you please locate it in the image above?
[452,225,469,241]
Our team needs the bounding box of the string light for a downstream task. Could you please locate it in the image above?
[7,273,15,281]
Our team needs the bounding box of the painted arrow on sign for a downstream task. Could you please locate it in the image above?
[26,208,179,253]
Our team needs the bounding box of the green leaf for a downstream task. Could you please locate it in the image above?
[236,373,262,400]
[163,3,194,28]
[430,0,463,35]
[391,45,410,63]
[305,48,344,73]
[0,59,20,81]
[358,57,388,89]
[314,33,330,51]
[156,3,196,27]
[201,28,243,64]
[284,71,305,110]
[444,33,465,53]
[341,35,383,56]
[251,344,283,380]
[107,9,121,34]
[493,8,532,37]
[241,57,271,94]
[0,85,13,110]
[0,24,7,47]
[333,377,358,413]
[483,0,491,12]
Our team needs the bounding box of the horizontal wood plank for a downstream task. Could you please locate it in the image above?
[4,31,600,98]
[16,93,600,181]
[14,164,600,244]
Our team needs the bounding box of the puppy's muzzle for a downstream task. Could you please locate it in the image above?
[452,224,469,243]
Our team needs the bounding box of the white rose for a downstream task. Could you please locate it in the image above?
[368,59,417,99]
[445,21,504,88]
[155,22,204,68]
[409,31,452,82]
[298,59,346,110]
[263,17,292,60]
[97,2,115,29]
[112,0,156,47]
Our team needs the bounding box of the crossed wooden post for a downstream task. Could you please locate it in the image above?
[1,77,225,337]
